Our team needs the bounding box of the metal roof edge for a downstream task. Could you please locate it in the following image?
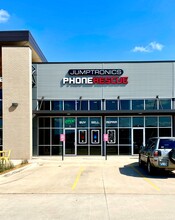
[0,30,47,62]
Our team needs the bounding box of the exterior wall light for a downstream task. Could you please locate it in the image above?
[12,103,18,107]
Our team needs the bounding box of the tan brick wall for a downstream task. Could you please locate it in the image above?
[2,47,32,159]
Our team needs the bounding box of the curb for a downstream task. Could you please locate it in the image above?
[0,163,38,178]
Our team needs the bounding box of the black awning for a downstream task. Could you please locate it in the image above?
[33,109,175,117]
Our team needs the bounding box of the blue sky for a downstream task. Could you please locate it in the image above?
[0,0,175,62]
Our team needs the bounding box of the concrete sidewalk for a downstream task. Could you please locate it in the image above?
[31,155,139,165]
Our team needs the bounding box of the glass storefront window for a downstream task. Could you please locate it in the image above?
[52,129,63,145]
[77,100,88,110]
[52,118,63,128]
[106,117,118,127]
[159,99,171,109]
[119,128,131,144]
[64,101,75,110]
[91,129,100,144]
[159,116,171,127]
[119,117,131,127]
[39,146,50,155]
[0,101,2,115]
[119,100,130,110]
[65,117,76,128]
[39,101,50,110]
[90,146,101,155]
[39,129,50,145]
[90,117,101,127]
[132,100,144,110]
[0,129,2,148]
[145,117,157,127]
[133,117,144,127]
[77,146,88,155]
[52,146,62,156]
[159,128,171,137]
[36,99,172,111]
[37,115,173,156]
[52,101,63,110]
[39,118,50,127]
[78,129,88,144]
[145,128,157,141]
[107,145,118,155]
[106,100,118,110]
[0,118,2,128]
[119,145,131,155]
[77,117,88,127]
[145,99,157,110]
[90,100,101,110]
[107,129,118,144]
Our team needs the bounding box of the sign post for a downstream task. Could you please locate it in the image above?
[103,134,109,160]
[60,134,65,161]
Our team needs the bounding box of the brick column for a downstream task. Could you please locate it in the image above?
[2,47,32,159]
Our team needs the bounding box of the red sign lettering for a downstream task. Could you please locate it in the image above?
[92,77,128,84]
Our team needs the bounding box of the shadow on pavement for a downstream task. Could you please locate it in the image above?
[119,162,175,179]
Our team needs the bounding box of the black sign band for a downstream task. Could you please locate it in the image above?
[68,69,123,76]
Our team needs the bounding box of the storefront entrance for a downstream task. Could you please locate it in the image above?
[64,127,102,156]
[37,116,172,156]
[65,129,76,155]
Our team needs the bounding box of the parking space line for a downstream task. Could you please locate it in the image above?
[129,165,160,191]
[72,167,84,190]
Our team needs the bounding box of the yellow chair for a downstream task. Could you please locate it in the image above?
[0,150,11,164]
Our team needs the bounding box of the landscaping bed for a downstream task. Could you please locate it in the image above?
[0,160,29,175]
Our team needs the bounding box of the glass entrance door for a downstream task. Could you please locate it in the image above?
[132,128,144,154]
[65,129,76,155]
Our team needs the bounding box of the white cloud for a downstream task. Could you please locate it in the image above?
[149,42,164,51]
[0,9,10,23]
[132,46,150,53]
[132,41,164,53]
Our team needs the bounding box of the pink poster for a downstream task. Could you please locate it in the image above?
[103,134,108,142]
[60,134,65,142]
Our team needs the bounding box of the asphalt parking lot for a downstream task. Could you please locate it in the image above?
[0,156,175,220]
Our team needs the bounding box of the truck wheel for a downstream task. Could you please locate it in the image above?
[139,155,143,167]
[169,149,175,164]
[147,160,154,175]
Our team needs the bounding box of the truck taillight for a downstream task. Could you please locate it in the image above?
[154,150,161,157]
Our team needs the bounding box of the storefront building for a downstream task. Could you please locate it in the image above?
[32,62,175,156]
[1,30,175,159]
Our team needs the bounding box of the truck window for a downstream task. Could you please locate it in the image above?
[159,139,175,149]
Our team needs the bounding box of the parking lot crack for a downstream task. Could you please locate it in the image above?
[102,168,110,220]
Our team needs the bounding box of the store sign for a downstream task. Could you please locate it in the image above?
[79,130,87,144]
[77,119,88,127]
[90,119,101,127]
[60,134,65,142]
[62,69,128,85]
[103,134,109,142]
[65,118,75,127]
[68,69,123,76]
[106,118,118,127]
[107,130,116,143]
